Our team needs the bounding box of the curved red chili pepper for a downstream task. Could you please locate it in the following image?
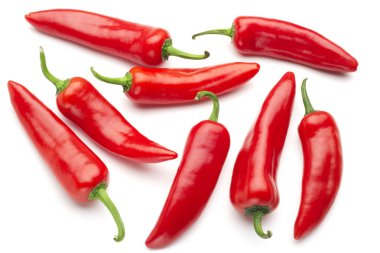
[90,62,260,104]
[39,47,177,163]
[294,79,343,240]
[193,17,358,72]
[230,72,295,239]
[8,81,125,241]
[145,91,230,248]
[26,9,209,66]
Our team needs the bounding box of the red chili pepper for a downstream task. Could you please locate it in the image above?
[145,91,230,248]
[230,72,295,239]
[39,47,177,163]
[294,79,342,240]
[90,62,260,104]
[193,17,358,72]
[8,81,125,241]
[26,9,209,66]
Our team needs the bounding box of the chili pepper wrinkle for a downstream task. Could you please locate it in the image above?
[230,72,295,240]
[88,183,125,242]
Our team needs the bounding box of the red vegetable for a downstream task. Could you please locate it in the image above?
[294,79,343,240]
[8,81,125,241]
[26,9,209,66]
[145,91,230,248]
[39,47,177,163]
[91,62,260,104]
[193,16,358,72]
[230,72,295,239]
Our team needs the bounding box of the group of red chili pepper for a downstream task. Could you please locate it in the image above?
[7,8,355,248]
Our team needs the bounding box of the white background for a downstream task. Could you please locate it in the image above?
[0,1,379,252]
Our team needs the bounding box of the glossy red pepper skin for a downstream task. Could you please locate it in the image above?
[40,48,177,163]
[8,81,125,241]
[294,81,342,240]
[193,17,358,72]
[9,81,108,202]
[91,62,260,104]
[58,77,177,162]
[145,92,230,248]
[230,72,295,238]
[26,9,208,66]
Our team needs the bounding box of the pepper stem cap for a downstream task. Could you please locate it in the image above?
[39,47,70,95]
[162,39,210,60]
[245,206,272,239]
[195,91,220,122]
[192,25,234,40]
[301,78,316,115]
[90,67,132,93]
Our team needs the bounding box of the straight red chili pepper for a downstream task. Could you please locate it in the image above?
[39,47,177,163]
[26,9,209,66]
[193,16,358,72]
[8,81,125,241]
[90,62,260,104]
[294,79,343,240]
[145,91,230,248]
[230,72,295,239]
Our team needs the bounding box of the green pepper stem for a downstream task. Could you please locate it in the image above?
[89,183,125,242]
[195,91,220,122]
[301,78,315,115]
[39,47,70,95]
[245,206,272,239]
[192,27,234,40]
[253,210,272,239]
[90,67,132,93]
[162,39,210,60]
